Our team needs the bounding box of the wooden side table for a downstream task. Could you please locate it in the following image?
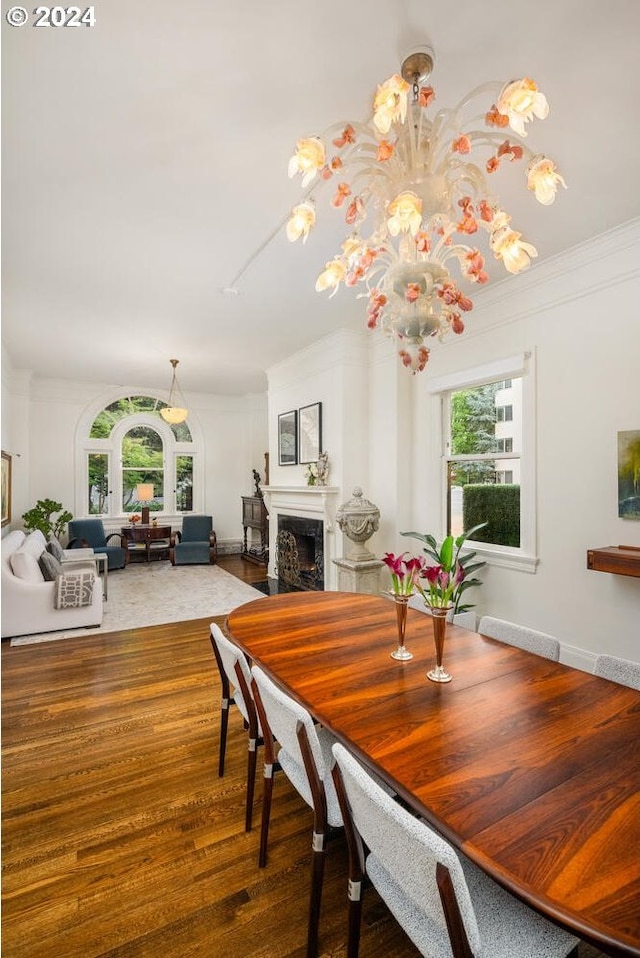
[121,524,172,563]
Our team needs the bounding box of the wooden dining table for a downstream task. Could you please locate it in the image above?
[227,591,640,958]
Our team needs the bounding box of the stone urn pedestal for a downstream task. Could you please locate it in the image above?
[333,487,383,595]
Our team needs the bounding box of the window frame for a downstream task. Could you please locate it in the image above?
[427,352,538,573]
[76,398,203,520]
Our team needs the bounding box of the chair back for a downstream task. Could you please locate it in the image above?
[251,665,340,821]
[594,653,640,690]
[181,515,213,542]
[210,623,254,724]
[478,615,560,661]
[331,742,481,955]
[68,519,106,549]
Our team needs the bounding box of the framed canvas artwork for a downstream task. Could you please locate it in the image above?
[278,410,298,466]
[298,402,322,464]
[618,430,640,519]
[2,451,12,527]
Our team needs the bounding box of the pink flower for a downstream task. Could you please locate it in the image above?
[422,564,442,584]
[382,552,425,594]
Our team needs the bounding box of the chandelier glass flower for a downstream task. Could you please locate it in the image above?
[286,48,566,372]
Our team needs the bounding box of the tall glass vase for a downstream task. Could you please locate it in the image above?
[390,593,413,661]
[427,606,453,682]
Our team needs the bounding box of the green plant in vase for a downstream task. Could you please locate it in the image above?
[401,523,486,615]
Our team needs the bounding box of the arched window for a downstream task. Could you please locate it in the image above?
[77,394,201,519]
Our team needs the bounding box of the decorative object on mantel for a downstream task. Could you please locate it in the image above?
[334,487,383,596]
[285,46,565,373]
[381,552,426,661]
[618,430,640,519]
[316,451,329,486]
[159,359,188,425]
[401,523,486,682]
[305,451,330,487]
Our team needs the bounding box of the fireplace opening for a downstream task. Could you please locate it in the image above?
[277,515,324,591]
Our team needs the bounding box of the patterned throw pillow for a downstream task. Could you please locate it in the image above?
[39,551,63,582]
[54,571,96,609]
[47,537,64,561]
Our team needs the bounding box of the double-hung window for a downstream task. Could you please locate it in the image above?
[427,353,537,572]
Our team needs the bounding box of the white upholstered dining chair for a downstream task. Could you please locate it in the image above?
[209,623,262,832]
[478,615,560,661]
[594,653,640,690]
[250,664,342,958]
[331,742,580,958]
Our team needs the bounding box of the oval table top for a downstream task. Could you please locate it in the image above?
[227,591,640,958]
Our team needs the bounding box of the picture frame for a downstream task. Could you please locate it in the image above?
[298,402,322,464]
[618,430,640,519]
[278,410,298,466]
[2,450,12,527]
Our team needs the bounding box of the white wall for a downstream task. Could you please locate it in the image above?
[267,220,640,665]
[1,369,267,548]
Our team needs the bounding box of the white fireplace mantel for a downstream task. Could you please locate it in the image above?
[261,485,341,589]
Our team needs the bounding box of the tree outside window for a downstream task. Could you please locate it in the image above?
[447,379,522,546]
[122,426,164,513]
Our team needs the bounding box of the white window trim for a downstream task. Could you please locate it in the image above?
[75,393,203,521]
[430,352,538,574]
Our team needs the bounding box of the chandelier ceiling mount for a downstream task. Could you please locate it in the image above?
[400,46,435,86]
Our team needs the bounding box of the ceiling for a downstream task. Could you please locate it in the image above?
[3,0,640,396]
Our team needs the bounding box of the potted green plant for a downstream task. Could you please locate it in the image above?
[22,498,73,540]
[401,523,487,621]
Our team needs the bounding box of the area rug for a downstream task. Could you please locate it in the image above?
[10,563,265,646]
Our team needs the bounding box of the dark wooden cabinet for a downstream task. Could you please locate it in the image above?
[241,496,268,565]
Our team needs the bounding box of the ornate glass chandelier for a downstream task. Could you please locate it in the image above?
[286,47,566,372]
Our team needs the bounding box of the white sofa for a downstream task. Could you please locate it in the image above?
[1,530,103,639]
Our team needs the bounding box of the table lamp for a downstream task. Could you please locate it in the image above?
[136,483,154,525]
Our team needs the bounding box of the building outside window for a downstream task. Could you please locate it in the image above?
[428,352,536,570]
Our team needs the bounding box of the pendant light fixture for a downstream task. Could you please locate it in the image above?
[286,46,566,373]
[160,359,189,424]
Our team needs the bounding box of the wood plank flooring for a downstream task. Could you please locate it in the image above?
[1,556,607,957]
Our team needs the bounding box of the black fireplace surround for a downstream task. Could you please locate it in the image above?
[276,515,324,591]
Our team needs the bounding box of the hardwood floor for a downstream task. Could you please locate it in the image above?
[1,556,607,957]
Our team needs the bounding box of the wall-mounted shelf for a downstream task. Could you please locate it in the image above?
[587,545,640,578]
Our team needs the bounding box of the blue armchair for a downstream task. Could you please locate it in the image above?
[170,515,217,565]
[67,519,128,571]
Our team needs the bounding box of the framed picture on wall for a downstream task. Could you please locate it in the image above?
[278,410,298,466]
[298,402,322,463]
[2,450,12,527]
[618,430,640,519]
